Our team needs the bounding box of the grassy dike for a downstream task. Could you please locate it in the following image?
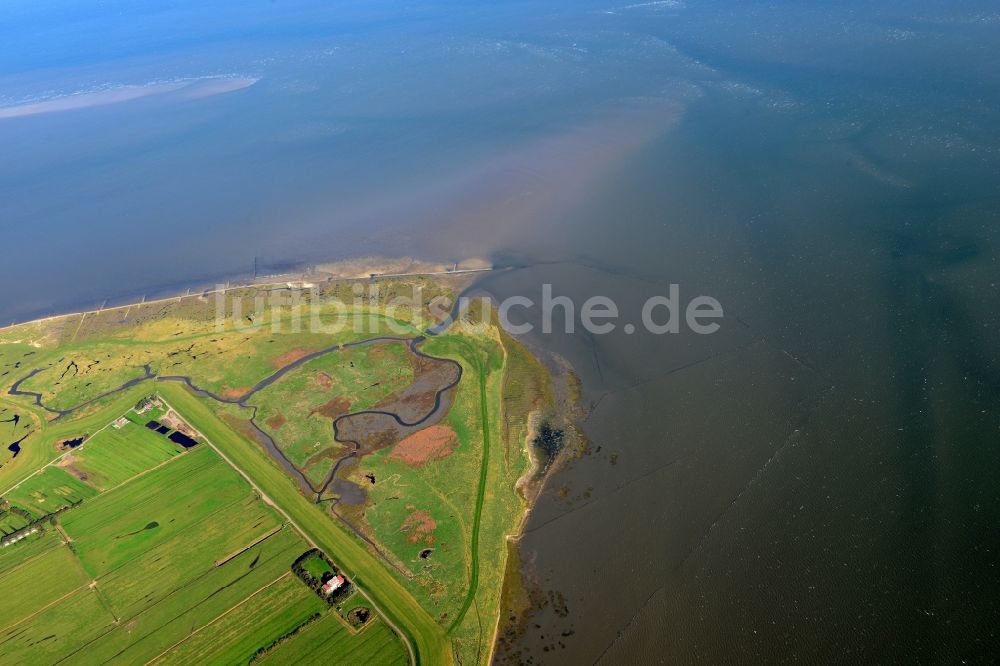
[155,381,451,666]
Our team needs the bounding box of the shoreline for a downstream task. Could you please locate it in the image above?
[0,257,495,335]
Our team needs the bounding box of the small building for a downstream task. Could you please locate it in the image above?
[322,575,345,596]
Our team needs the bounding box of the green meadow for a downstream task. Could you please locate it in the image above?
[3,465,98,518]
[0,533,89,623]
[257,612,408,666]
[0,403,411,665]
[66,413,182,491]
[250,339,417,485]
[0,277,553,665]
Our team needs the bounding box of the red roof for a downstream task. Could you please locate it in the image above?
[322,575,345,593]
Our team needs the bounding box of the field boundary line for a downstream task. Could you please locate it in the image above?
[141,571,293,666]
[158,396,418,666]
[329,606,362,635]
[55,527,120,621]
[88,492,259,581]
[0,405,132,497]
[56,525,92,581]
[92,446,190,497]
[214,524,284,567]
[60,449,227,531]
[103,533,303,636]
[0,582,90,634]
[0,535,60,579]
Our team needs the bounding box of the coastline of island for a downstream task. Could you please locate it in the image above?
[0,257,580,666]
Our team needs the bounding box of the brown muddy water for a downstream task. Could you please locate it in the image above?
[447,24,1000,662]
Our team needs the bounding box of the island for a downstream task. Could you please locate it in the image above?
[0,268,574,665]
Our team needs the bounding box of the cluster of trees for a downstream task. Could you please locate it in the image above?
[0,501,33,523]
[0,500,79,546]
[346,606,371,628]
[135,396,161,412]
[291,549,353,606]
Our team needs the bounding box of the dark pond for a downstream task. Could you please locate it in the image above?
[167,432,198,449]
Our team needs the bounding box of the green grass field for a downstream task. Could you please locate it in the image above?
[0,404,412,665]
[3,465,98,518]
[69,529,308,664]
[67,414,184,491]
[0,534,89,624]
[0,530,60,574]
[150,574,324,665]
[302,551,336,579]
[257,612,408,666]
[0,277,553,665]
[0,586,120,664]
[251,340,416,485]
[0,511,30,534]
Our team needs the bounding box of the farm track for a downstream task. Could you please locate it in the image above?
[141,571,294,666]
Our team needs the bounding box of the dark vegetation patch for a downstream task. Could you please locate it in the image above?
[371,352,460,423]
[291,549,353,606]
[0,501,79,546]
[533,423,564,465]
[347,607,371,628]
[221,413,260,442]
[335,416,402,457]
[303,447,343,471]
[309,396,352,420]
